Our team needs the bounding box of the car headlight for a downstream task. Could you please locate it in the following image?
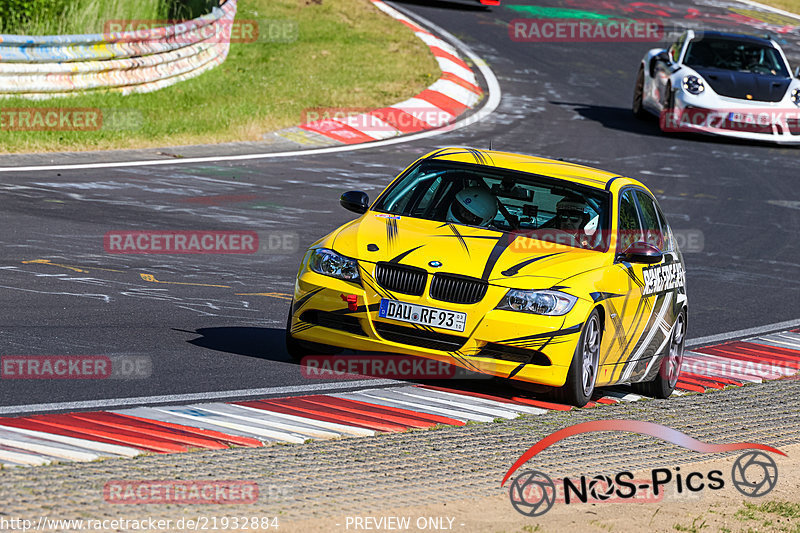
[496,289,578,316]
[791,88,800,107]
[308,248,360,281]
[682,75,705,95]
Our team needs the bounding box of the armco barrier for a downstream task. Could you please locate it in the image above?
[0,0,236,98]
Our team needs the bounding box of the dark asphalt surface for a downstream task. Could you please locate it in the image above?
[0,0,798,408]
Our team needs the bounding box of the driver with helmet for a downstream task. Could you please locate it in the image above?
[446,186,498,227]
[555,194,595,248]
[555,195,588,231]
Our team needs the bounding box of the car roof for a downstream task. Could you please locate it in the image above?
[689,30,775,47]
[422,147,644,192]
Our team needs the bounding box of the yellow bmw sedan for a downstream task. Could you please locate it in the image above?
[286,148,687,406]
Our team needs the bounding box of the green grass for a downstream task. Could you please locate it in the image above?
[759,0,800,13]
[673,516,709,532]
[0,0,439,153]
[736,501,800,532]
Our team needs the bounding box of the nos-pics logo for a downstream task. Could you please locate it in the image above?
[502,420,783,517]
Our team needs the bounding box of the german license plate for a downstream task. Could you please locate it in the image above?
[378,299,466,332]
[729,112,753,123]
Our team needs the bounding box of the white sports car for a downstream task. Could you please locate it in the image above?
[633,30,800,143]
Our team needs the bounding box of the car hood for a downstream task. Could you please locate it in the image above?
[693,67,790,102]
[330,213,611,289]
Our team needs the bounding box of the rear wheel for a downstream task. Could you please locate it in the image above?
[632,67,647,119]
[553,309,601,407]
[632,309,686,399]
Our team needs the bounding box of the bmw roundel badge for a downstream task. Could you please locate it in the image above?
[429,260,442,268]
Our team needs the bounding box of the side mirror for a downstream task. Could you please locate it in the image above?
[340,191,369,214]
[619,241,663,264]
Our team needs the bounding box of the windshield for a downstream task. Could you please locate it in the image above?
[372,160,611,251]
[684,37,789,76]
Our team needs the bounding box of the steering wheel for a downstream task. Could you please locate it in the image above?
[746,63,772,74]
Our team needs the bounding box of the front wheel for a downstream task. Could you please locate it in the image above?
[658,81,676,132]
[552,309,602,407]
[284,302,342,362]
[633,309,686,399]
[285,304,309,362]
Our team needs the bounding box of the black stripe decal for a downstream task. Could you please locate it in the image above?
[499,323,583,344]
[390,245,424,263]
[292,288,323,314]
[481,234,516,280]
[386,218,398,247]
[501,252,563,277]
[448,223,470,256]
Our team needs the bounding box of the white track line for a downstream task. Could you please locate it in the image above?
[0,7,501,173]
[686,318,800,347]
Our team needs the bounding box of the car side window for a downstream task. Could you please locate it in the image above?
[634,191,665,250]
[653,201,675,252]
[618,190,643,252]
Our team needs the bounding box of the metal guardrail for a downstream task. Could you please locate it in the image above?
[0,0,237,98]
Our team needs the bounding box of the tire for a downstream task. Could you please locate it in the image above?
[632,67,647,119]
[285,303,309,362]
[284,302,341,362]
[552,309,602,407]
[632,309,686,399]
[658,81,676,132]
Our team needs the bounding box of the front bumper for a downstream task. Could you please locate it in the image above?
[660,97,800,144]
[288,268,591,387]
